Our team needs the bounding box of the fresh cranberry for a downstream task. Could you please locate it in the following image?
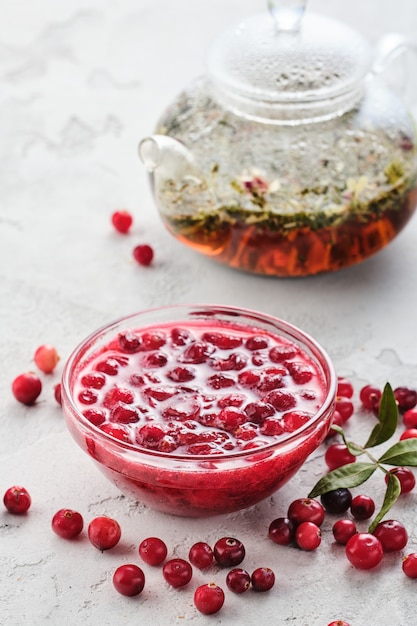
[133,244,154,266]
[295,521,321,551]
[162,558,193,588]
[359,385,381,411]
[188,542,214,569]
[328,622,350,626]
[139,537,168,566]
[251,567,275,591]
[287,497,325,527]
[386,467,416,494]
[12,372,42,405]
[34,344,60,374]
[350,494,375,520]
[373,520,408,552]
[335,398,354,423]
[88,516,121,551]
[394,386,417,412]
[194,583,225,615]
[332,519,357,545]
[402,553,417,578]
[226,568,251,593]
[400,428,417,440]
[54,383,62,405]
[213,537,245,567]
[3,486,31,514]
[403,408,417,429]
[325,443,356,470]
[345,533,383,570]
[51,509,84,539]
[268,517,295,545]
[113,564,145,596]
[320,488,352,514]
[337,377,354,399]
[111,210,133,234]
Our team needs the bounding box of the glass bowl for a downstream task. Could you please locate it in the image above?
[61,304,336,517]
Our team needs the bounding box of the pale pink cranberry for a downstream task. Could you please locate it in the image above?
[34,344,60,374]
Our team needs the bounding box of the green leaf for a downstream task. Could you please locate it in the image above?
[364,382,398,448]
[308,462,377,498]
[368,473,401,533]
[378,438,417,466]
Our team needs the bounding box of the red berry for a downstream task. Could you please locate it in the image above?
[226,568,251,593]
[133,244,154,266]
[345,533,383,570]
[52,509,84,539]
[251,567,275,591]
[325,443,356,470]
[328,622,350,626]
[326,410,343,439]
[337,377,354,399]
[268,517,295,545]
[194,582,225,615]
[88,516,121,551]
[34,344,60,374]
[3,486,31,514]
[359,385,381,411]
[400,428,417,440]
[111,210,133,234]
[162,558,192,588]
[139,537,168,566]
[113,564,145,596]
[188,542,214,569]
[332,519,357,545]
[295,521,322,551]
[320,488,352,514]
[394,386,417,413]
[373,519,408,552]
[54,383,62,405]
[287,497,325,527]
[350,494,375,520]
[402,553,417,578]
[403,408,417,429]
[213,537,245,567]
[386,467,416,494]
[12,372,42,405]
[335,398,354,423]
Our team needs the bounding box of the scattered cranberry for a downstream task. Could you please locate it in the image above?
[345,533,383,570]
[359,384,381,411]
[3,486,31,514]
[54,383,62,405]
[373,520,408,552]
[139,537,168,566]
[226,568,251,593]
[335,398,354,423]
[213,537,245,567]
[34,344,60,374]
[287,497,325,527]
[113,564,145,596]
[162,558,193,588]
[332,519,357,545]
[386,467,416,494]
[402,553,417,578]
[111,210,133,234]
[12,372,42,405]
[133,244,154,266]
[251,567,275,591]
[394,386,417,413]
[295,521,322,551]
[194,582,225,615]
[400,428,417,440]
[325,443,356,470]
[52,509,84,539]
[268,517,295,545]
[350,494,375,520]
[337,377,354,399]
[88,516,121,551]
[320,488,352,514]
[188,542,214,569]
[403,408,417,429]
[328,621,350,626]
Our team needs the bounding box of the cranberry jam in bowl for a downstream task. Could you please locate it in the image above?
[61,305,336,517]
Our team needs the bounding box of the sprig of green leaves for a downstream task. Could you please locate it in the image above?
[308,382,417,532]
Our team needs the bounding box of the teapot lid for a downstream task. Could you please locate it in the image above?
[205,1,372,119]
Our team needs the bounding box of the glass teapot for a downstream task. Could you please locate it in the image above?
[139,0,417,277]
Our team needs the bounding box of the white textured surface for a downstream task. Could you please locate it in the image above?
[1,1,417,625]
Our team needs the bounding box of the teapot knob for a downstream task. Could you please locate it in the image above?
[267,0,307,32]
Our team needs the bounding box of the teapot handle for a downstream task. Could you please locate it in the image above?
[372,33,417,97]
